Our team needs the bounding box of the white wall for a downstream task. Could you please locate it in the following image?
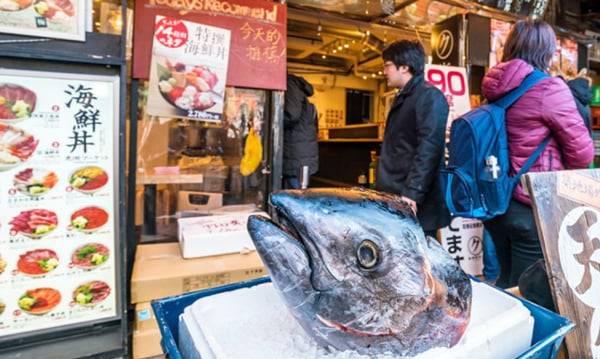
[290,72,383,127]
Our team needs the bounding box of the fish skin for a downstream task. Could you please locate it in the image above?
[247,187,472,356]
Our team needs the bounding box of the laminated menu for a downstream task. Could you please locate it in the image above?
[0,68,120,339]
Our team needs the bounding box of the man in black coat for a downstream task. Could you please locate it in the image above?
[283,73,319,189]
[566,75,593,135]
[377,40,451,237]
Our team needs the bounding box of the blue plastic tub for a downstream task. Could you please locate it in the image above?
[151,277,574,359]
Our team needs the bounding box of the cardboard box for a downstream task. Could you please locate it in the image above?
[132,327,162,359]
[135,301,158,332]
[130,242,267,303]
[177,211,268,259]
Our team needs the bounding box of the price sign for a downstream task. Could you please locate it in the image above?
[425,64,471,125]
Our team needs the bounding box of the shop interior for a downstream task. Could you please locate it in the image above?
[0,0,599,358]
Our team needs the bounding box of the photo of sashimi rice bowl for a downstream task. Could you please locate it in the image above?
[17,248,59,275]
[0,254,7,275]
[69,166,108,193]
[0,0,33,11]
[0,123,39,171]
[73,280,110,306]
[13,167,58,196]
[10,208,58,238]
[71,206,109,233]
[157,58,220,112]
[18,287,61,314]
[0,83,36,121]
[33,0,75,22]
[71,243,109,269]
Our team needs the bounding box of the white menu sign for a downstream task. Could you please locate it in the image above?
[0,68,119,338]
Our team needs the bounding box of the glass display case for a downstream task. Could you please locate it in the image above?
[134,82,282,243]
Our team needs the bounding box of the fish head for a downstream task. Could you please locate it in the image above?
[247,187,470,356]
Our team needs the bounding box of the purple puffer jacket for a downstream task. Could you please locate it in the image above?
[482,59,594,205]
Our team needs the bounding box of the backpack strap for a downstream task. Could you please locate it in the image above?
[495,69,548,109]
[514,134,551,179]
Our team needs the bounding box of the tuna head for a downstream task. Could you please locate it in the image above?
[247,187,472,356]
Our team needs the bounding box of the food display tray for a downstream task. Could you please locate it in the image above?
[151,276,574,359]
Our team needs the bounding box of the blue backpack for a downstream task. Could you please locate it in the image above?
[440,69,550,221]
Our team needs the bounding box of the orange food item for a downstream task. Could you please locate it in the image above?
[26,288,61,313]
[43,171,58,188]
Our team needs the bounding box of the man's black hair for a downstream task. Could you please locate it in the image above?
[382,40,425,76]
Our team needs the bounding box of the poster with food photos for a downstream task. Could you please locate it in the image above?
[146,15,231,122]
[0,0,84,41]
[0,68,120,339]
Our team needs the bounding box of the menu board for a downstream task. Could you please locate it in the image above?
[0,69,119,338]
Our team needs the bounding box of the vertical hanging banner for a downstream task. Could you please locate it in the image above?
[147,16,230,121]
[133,0,287,91]
[426,64,483,275]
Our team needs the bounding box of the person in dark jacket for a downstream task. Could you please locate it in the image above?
[481,19,594,289]
[566,72,593,135]
[283,73,319,189]
[377,39,451,237]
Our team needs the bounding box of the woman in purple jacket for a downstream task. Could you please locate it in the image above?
[481,19,595,289]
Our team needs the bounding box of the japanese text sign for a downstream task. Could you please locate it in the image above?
[439,217,484,276]
[147,16,230,121]
[133,0,287,90]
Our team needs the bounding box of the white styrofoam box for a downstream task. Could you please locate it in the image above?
[177,211,268,259]
[179,305,214,359]
[178,280,534,359]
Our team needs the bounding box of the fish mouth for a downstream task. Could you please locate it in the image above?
[272,209,304,246]
[316,314,396,338]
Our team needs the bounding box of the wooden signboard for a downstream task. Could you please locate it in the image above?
[522,169,600,358]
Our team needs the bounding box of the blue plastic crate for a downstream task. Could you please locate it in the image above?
[151,277,574,359]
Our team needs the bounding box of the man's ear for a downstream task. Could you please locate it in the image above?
[399,65,410,74]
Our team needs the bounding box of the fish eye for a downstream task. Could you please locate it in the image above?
[356,240,380,270]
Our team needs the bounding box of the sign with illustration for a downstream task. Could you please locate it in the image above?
[133,0,287,90]
[0,68,120,340]
[0,0,84,41]
[146,16,230,122]
[431,14,461,67]
[523,169,600,358]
